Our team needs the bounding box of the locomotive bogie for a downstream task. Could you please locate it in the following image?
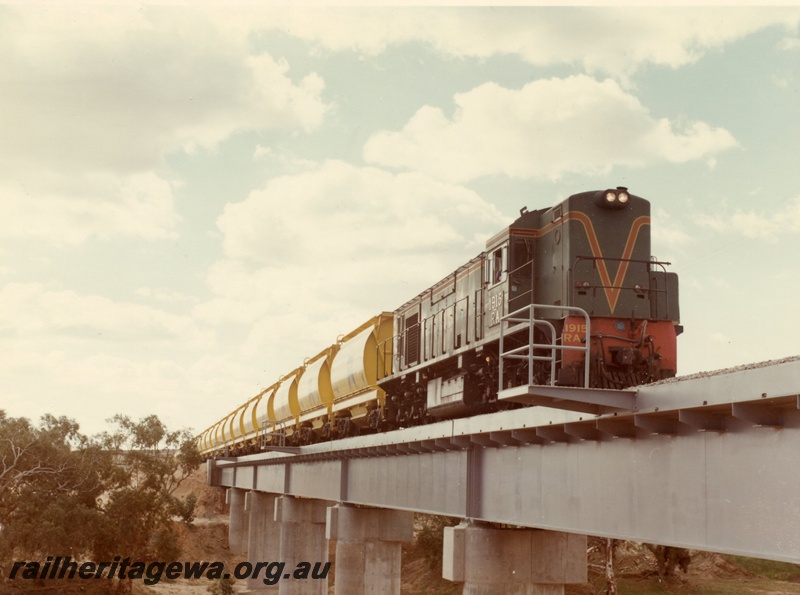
[333,389,382,427]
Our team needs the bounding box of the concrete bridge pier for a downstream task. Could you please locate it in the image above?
[226,487,249,555]
[326,504,414,595]
[245,492,281,592]
[443,522,587,595]
[274,496,331,595]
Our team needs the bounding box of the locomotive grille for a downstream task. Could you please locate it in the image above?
[405,313,420,366]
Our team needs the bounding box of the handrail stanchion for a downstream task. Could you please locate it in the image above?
[498,304,592,393]
[499,315,505,391]
[528,305,534,385]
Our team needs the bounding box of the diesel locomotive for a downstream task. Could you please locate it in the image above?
[198,187,680,456]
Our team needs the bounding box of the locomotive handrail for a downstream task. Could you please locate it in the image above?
[574,255,671,266]
[499,304,591,391]
[380,335,393,378]
[507,257,534,279]
[502,318,558,386]
[571,256,670,292]
[388,293,474,371]
[571,256,676,320]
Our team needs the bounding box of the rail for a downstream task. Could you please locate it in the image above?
[499,304,591,391]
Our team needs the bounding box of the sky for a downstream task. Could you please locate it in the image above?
[2,4,800,438]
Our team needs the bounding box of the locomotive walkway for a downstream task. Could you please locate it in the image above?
[208,356,800,594]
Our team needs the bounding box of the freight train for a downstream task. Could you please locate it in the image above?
[198,187,680,456]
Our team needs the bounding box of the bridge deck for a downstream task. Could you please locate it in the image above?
[209,357,800,563]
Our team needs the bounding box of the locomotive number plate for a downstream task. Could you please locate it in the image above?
[488,290,504,327]
[562,321,587,344]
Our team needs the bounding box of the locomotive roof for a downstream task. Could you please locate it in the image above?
[394,188,648,314]
[393,252,484,314]
[485,206,546,249]
[485,188,647,249]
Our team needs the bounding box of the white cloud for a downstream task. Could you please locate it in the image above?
[0,172,179,244]
[779,36,800,50]
[710,331,731,344]
[0,282,209,346]
[0,281,235,434]
[1,347,257,436]
[222,6,800,78]
[0,277,272,435]
[363,76,737,183]
[216,160,507,266]
[195,160,510,369]
[697,195,800,240]
[0,6,329,176]
[0,6,329,245]
[135,286,197,304]
[650,209,694,266]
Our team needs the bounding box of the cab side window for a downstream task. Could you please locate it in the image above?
[486,245,507,285]
[512,238,532,278]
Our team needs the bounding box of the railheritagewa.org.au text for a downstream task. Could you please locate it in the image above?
[9,556,330,586]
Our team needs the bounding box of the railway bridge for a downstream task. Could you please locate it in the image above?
[207,356,800,594]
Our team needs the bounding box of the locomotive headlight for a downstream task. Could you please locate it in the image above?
[597,186,631,209]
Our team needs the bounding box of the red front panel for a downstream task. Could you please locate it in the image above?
[561,316,677,378]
